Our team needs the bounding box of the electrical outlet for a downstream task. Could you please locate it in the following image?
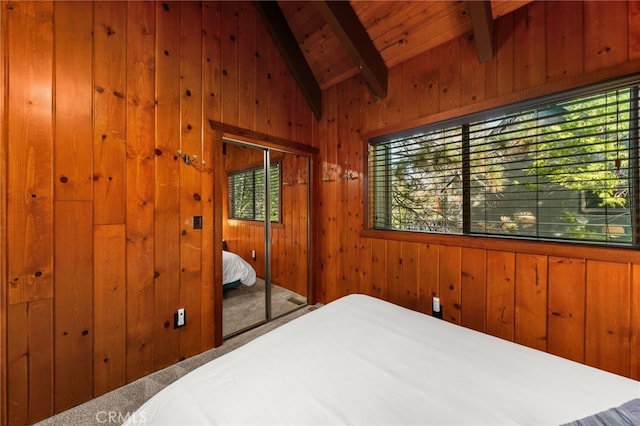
[174,308,186,329]
[251,249,256,260]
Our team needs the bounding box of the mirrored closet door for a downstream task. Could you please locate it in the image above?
[221,139,309,338]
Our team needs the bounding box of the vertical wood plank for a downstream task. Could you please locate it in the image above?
[0,3,7,421]
[335,84,351,299]
[632,264,640,380]
[93,224,126,396]
[436,38,461,113]
[254,14,270,135]
[513,1,546,92]
[7,0,54,305]
[548,256,586,363]
[545,1,584,82]
[460,31,486,106]
[584,1,629,72]
[369,239,387,300]
[630,0,640,61]
[494,12,514,96]
[7,304,28,426]
[460,247,486,332]
[399,242,420,311]
[418,243,439,315]
[93,1,127,225]
[126,0,156,382]
[486,250,515,341]
[514,253,548,351]
[385,240,404,307]
[238,2,255,130]
[154,0,181,370]
[585,260,631,376]
[439,245,461,324]
[179,1,204,360]
[401,57,421,123]
[221,1,239,126]
[203,1,222,124]
[346,78,362,295]
[416,49,440,118]
[54,1,93,201]
[201,3,219,349]
[54,201,93,412]
[8,300,54,424]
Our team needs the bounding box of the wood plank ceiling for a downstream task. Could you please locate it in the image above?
[256,0,533,118]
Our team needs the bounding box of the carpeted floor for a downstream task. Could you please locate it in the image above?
[223,278,307,336]
[35,304,318,426]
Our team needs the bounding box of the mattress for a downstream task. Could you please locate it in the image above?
[125,294,639,425]
[222,250,256,287]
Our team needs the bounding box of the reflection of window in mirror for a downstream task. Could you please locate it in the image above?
[227,161,281,222]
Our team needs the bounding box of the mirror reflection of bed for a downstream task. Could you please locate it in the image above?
[222,247,307,336]
[222,140,309,337]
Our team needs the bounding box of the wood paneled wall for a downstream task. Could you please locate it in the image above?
[316,0,640,381]
[0,1,313,424]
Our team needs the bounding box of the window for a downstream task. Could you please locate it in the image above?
[228,162,281,222]
[369,77,640,246]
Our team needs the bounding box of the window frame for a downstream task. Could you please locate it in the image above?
[227,160,282,223]
[367,75,640,248]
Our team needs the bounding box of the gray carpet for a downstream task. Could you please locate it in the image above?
[35,304,319,426]
[223,278,307,336]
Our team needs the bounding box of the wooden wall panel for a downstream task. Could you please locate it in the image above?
[460,247,486,332]
[93,1,127,225]
[54,201,93,411]
[93,225,126,397]
[125,1,156,382]
[54,1,93,202]
[154,0,182,372]
[0,2,7,422]
[632,264,640,380]
[630,1,640,60]
[485,251,515,340]
[512,1,546,92]
[584,1,629,72]
[2,1,316,421]
[494,12,514,96]
[238,2,255,130]
[7,300,54,424]
[178,1,204,361]
[585,260,631,376]
[545,1,584,82]
[221,2,240,126]
[514,253,548,351]
[7,0,54,305]
[418,243,439,314]
[547,256,586,363]
[439,245,461,324]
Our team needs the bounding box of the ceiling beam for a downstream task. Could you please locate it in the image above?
[253,1,322,120]
[468,0,495,63]
[314,1,388,99]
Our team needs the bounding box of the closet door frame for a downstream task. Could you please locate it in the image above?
[210,121,319,346]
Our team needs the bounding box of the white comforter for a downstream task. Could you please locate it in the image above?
[126,294,640,425]
[222,250,256,286]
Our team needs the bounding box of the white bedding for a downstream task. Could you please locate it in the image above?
[126,294,639,425]
[222,250,256,287]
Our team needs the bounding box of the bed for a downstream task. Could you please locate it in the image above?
[125,294,639,425]
[222,250,256,289]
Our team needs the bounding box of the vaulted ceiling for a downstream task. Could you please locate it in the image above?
[254,0,533,119]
